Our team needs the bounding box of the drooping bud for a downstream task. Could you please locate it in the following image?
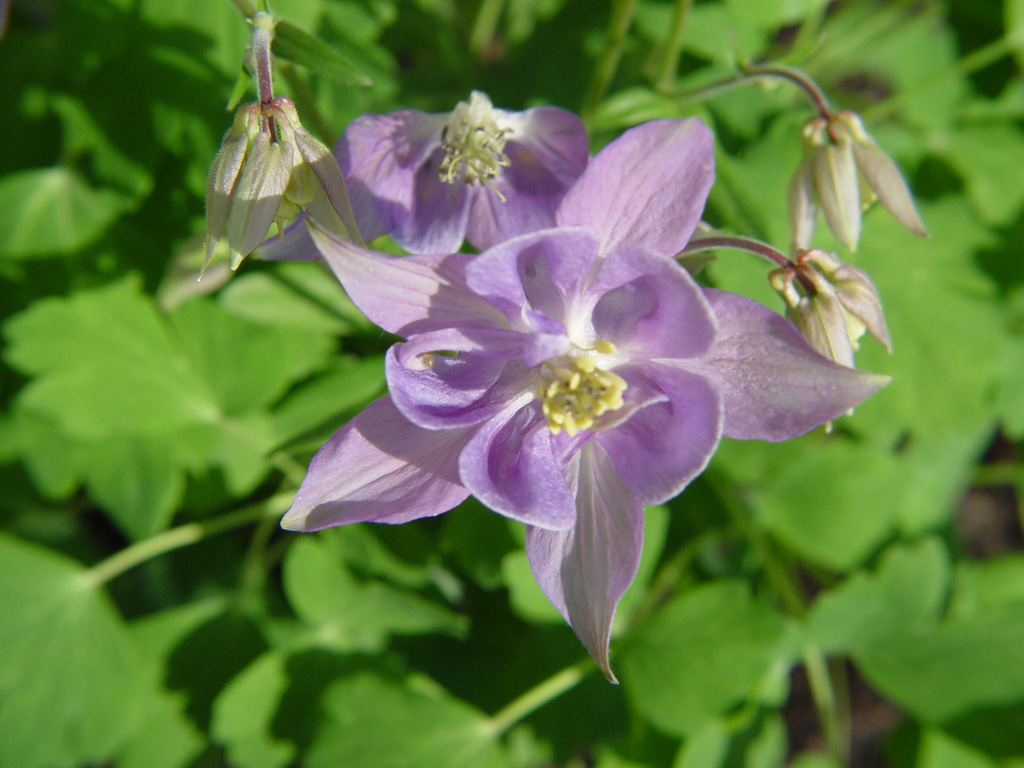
[202,96,363,276]
[204,104,262,269]
[836,111,928,241]
[769,248,891,367]
[787,111,927,252]
[800,248,891,353]
[770,265,856,368]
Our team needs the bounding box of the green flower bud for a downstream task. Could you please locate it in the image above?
[770,265,856,368]
[202,96,363,276]
[770,248,891,367]
[787,111,927,252]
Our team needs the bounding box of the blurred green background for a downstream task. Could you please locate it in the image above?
[1,0,1023,767]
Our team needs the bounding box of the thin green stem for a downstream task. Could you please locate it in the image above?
[582,0,638,120]
[706,471,848,760]
[483,656,593,737]
[655,0,694,92]
[803,641,849,765]
[84,493,291,587]
[863,31,1024,122]
[470,0,506,55]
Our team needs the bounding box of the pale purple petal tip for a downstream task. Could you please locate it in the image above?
[525,442,644,682]
[308,223,503,336]
[282,397,471,531]
[681,290,890,441]
[556,118,715,257]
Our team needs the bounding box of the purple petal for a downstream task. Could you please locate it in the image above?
[465,106,589,250]
[254,214,321,261]
[466,228,602,328]
[556,118,714,257]
[386,347,535,429]
[679,289,891,441]
[525,441,644,682]
[308,224,505,336]
[281,397,470,531]
[392,321,570,370]
[395,147,471,253]
[588,244,717,360]
[336,110,472,252]
[458,405,577,530]
[597,363,723,504]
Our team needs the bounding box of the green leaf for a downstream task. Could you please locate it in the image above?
[269,356,385,446]
[0,167,131,259]
[212,652,295,768]
[858,595,1024,722]
[807,538,950,655]
[618,581,791,737]
[5,277,216,439]
[115,689,205,768]
[168,295,334,416]
[282,535,467,652]
[0,534,143,768]
[917,728,997,768]
[948,555,1024,620]
[306,672,512,768]
[850,199,1006,441]
[937,122,1024,226]
[220,270,355,335]
[273,19,373,86]
[84,435,185,540]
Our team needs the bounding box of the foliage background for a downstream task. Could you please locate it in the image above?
[1,0,1023,766]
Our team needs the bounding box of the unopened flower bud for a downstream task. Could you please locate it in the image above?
[769,248,891,367]
[788,111,927,252]
[800,248,891,353]
[202,96,363,276]
[204,104,262,267]
[771,265,856,368]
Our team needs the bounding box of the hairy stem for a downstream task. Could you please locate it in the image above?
[583,0,638,120]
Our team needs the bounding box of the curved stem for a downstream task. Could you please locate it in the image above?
[483,656,594,737]
[84,493,292,587]
[669,65,831,119]
[681,235,819,294]
[738,62,832,118]
[583,0,639,120]
[681,234,794,270]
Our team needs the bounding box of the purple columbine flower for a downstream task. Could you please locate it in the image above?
[259,91,589,260]
[281,119,889,679]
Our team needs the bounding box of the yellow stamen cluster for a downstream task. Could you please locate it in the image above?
[438,93,511,199]
[539,355,627,437]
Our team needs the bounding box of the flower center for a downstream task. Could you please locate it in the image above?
[538,342,627,437]
[438,91,511,197]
